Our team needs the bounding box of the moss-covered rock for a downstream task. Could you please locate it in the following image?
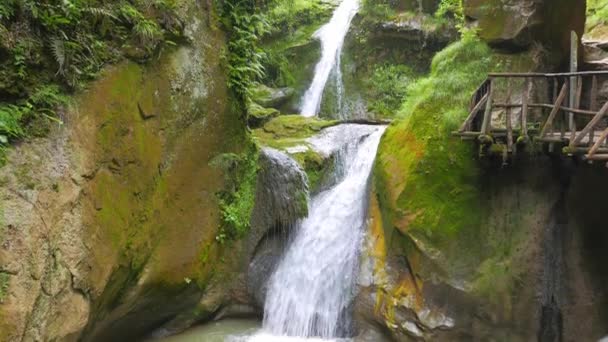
[252,115,337,192]
[370,37,564,340]
[250,84,295,109]
[0,2,259,341]
[247,102,280,127]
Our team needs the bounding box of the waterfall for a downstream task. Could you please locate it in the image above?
[300,0,359,117]
[247,126,385,341]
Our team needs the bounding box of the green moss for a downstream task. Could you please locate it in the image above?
[586,0,608,38]
[247,102,279,127]
[253,115,337,148]
[0,272,9,303]
[376,37,492,240]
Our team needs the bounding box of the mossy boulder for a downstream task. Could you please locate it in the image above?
[252,115,337,192]
[250,84,295,108]
[247,102,280,127]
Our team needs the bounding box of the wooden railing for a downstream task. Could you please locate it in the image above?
[453,71,608,163]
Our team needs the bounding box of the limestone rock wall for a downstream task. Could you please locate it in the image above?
[0,2,256,341]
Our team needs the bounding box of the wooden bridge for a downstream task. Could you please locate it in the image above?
[453,70,608,165]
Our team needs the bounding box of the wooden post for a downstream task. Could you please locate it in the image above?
[590,75,599,146]
[570,101,608,148]
[520,78,530,142]
[460,93,488,132]
[586,126,608,161]
[569,31,579,140]
[506,79,514,152]
[481,79,494,136]
[540,82,569,138]
[557,78,566,140]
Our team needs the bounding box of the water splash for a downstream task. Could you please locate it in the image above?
[259,126,386,339]
[300,0,359,117]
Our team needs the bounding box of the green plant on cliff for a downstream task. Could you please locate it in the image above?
[586,0,608,33]
[216,0,269,105]
[367,64,415,117]
[264,0,332,34]
[0,85,68,163]
[210,145,259,242]
[0,0,183,164]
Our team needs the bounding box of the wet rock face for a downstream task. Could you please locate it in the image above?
[247,148,309,307]
[464,0,585,56]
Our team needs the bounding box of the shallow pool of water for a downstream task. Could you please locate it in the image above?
[157,319,260,342]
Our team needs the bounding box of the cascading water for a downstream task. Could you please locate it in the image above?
[241,2,384,341]
[249,126,386,342]
[300,0,359,117]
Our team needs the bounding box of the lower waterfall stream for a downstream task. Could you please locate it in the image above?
[253,126,386,341]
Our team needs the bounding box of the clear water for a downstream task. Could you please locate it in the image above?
[155,319,260,342]
[300,0,359,117]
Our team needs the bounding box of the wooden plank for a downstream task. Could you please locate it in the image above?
[536,137,568,143]
[488,71,608,78]
[553,78,566,141]
[452,131,482,137]
[459,93,488,132]
[572,147,608,154]
[589,75,599,146]
[539,82,569,138]
[570,101,608,148]
[585,154,608,161]
[480,79,494,135]
[586,126,608,159]
[493,103,597,116]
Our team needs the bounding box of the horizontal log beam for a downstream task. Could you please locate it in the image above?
[488,71,608,78]
[492,103,599,116]
[584,154,608,161]
[337,118,393,125]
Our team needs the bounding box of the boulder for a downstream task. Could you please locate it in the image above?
[250,84,295,109]
[464,0,585,58]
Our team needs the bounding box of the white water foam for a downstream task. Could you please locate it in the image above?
[255,126,386,340]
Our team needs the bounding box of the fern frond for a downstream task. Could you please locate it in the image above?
[50,37,66,75]
[85,7,118,20]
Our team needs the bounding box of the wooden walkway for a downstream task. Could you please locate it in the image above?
[453,71,608,164]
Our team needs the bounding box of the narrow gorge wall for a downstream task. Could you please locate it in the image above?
[368,0,608,341]
[0,3,257,341]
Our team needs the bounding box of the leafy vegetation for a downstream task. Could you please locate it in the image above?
[215,0,269,105]
[263,0,333,35]
[586,0,608,35]
[366,64,415,117]
[360,0,397,20]
[210,145,259,242]
[0,0,183,164]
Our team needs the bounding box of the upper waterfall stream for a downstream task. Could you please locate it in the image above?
[300,0,359,117]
